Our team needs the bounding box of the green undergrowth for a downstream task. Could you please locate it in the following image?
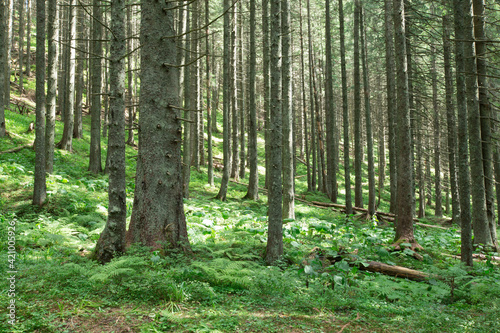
[1,98,500,332]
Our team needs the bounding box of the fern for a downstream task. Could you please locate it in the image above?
[90,257,148,283]
[191,258,259,290]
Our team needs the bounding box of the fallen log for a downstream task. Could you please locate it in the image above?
[0,143,34,155]
[358,260,429,281]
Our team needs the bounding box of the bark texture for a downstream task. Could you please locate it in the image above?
[95,0,127,263]
[126,0,190,251]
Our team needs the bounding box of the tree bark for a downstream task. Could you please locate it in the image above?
[25,0,31,78]
[299,1,311,192]
[33,0,46,207]
[126,0,190,252]
[0,0,7,137]
[88,0,103,172]
[18,0,25,94]
[94,0,127,263]
[73,4,85,139]
[473,0,498,249]
[443,14,460,224]
[58,0,77,152]
[431,45,442,217]
[339,0,352,215]
[244,0,258,200]
[385,0,397,214]
[4,0,13,107]
[354,0,363,208]
[325,0,337,203]
[45,0,58,173]
[360,6,375,217]
[215,0,231,201]
[282,0,294,219]
[126,2,135,146]
[462,0,491,247]
[453,0,473,266]
[393,0,415,244]
[206,0,214,186]
[182,5,192,198]
[266,0,283,265]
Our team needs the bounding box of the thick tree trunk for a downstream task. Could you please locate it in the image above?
[238,1,245,181]
[88,0,103,172]
[339,0,352,215]
[453,0,473,266]
[393,0,415,244]
[462,0,491,247]
[126,0,190,252]
[33,0,46,207]
[45,0,58,173]
[94,0,127,263]
[473,0,498,249]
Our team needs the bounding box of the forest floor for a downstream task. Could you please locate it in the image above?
[1,92,500,332]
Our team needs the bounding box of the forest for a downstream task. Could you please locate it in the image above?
[1,0,500,331]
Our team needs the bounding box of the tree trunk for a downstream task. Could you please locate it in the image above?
[385,0,397,214]
[88,0,103,172]
[182,5,192,198]
[244,0,258,200]
[431,45,442,217]
[238,1,245,181]
[0,0,7,137]
[453,0,473,266]
[443,13,460,224]
[325,0,337,203]
[354,0,363,208]
[215,0,231,201]
[126,2,135,146]
[25,0,31,78]
[126,0,190,252]
[18,0,24,94]
[360,6,375,217]
[33,0,46,207]
[299,1,311,192]
[94,0,127,263]
[263,0,270,189]
[473,0,498,249]
[4,0,13,106]
[266,0,283,265]
[73,4,85,139]
[206,0,214,186]
[307,0,316,192]
[462,0,491,247]
[45,0,58,173]
[339,0,352,215]
[230,4,239,180]
[282,0,294,219]
[393,0,415,244]
[191,0,200,171]
[58,0,76,152]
